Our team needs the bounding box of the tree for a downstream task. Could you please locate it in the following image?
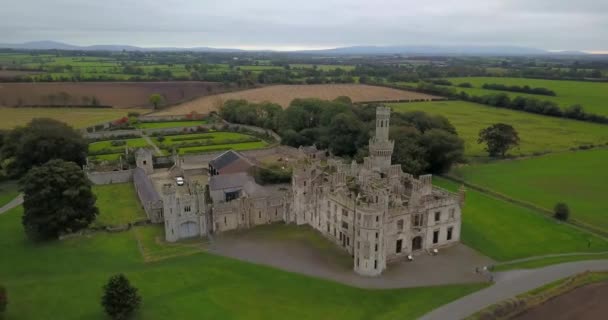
[0,118,87,178]
[554,203,570,221]
[326,113,368,156]
[477,123,520,157]
[101,274,142,320]
[419,129,464,174]
[21,159,98,240]
[0,285,6,315]
[148,93,164,110]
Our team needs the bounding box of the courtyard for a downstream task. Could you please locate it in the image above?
[210,223,494,289]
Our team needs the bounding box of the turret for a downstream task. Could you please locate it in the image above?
[369,106,394,172]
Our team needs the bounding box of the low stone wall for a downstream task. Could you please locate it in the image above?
[221,120,282,142]
[87,169,134,185]
[85,129,142,139]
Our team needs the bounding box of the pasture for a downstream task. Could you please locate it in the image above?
[0,81,222,108]
[435,177,608,261]
[0,204,485,319]
[0,107,149,129]
[156,84,441,115]
[450,149,608,233]
[445,77,608,116]
[390,101,608,157]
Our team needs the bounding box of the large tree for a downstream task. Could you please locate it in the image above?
[477,123,520,157]
[0,118,87,177]
[21,159,98,240]
[102,274,142,320]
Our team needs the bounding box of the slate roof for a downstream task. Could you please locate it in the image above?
[208,172,252,191]
[133,167,161,203]
[209,150,255,174]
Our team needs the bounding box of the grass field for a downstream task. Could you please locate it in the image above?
[445,77,608,116]
[0,205,486,319]
[92,183,147,226]
[435,177,608,261]
[450,149,608,232]
[157,84,441,115]
[289,64,356,71]
[390,101,608,157]
[134,120,207,129]
[0,107,149,129]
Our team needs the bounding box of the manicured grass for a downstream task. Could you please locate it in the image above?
[157,131,258,145]
[0,180,20,207]
[0,107,149,129]
[493,253,608,271]
[390,101,608,157]
[134,120,207,129]
[446,77,608,116]
[92,183,147,226]
[435,177,608,261]
[451,149,608,232]
[89,138,150,153]
[178,141,269,155]
[0,206,486,319]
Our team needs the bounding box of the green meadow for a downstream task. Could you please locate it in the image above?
[435,177,608,261]
[0,186,486,319]
[390,101,608,157]
[446,77,608,116]
[450,149,608,233]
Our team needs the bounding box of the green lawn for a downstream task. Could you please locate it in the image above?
[92,183,147,226]
[390,101,608,157]
[0,181,20,207]
[450,149,608,232]
[0,107,149,130]
[88,138,152,161]
[435,177,608,261]
[493,253,608,271]
[0,206,485,319]
[178,141,269,155]
[154,131,270,155]
[446,77,608,116]
[134,120,207,129]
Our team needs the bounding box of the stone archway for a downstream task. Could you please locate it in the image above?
[412,236,423,251]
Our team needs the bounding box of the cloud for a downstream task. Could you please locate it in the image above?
[0,0,606,51]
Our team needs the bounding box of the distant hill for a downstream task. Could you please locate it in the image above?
[0,41,592,56]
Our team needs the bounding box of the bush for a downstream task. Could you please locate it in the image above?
[110,140,126,147]
[457,82,473,88]
[101,274,141,320]
[156,135,165,142]
[554,203,570,221]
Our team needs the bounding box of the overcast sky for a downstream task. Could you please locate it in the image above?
[1,0,607,52]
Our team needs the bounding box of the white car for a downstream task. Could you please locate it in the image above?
[176,177,185,186]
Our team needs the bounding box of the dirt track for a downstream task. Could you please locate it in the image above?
[513,281,608,320]
[0,81,222,108]
[156,84,441,115]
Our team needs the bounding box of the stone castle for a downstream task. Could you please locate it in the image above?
[133,106,464,276]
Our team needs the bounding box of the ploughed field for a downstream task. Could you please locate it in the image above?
[0,184,486,320]
[156,84,441,115]
[450,149,608,233]
[390,100,608,157]
[0,81,222,108]
[445,77,608,116]
[0,107,149,129]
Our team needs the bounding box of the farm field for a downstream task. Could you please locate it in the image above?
[435,177,608,261]
[156,84,441,115]
[450,149,608,233]
[445,77,608,116]
[134,120,208,129]
[390,101,608,157]
[0,107,149,129]
[0,205,486,319]
[92,183,147,226]
[0,81,222,108]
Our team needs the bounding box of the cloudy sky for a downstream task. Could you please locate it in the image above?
[1,0,607,52]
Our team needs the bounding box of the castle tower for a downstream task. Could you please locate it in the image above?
[135,148,154,175]
[162,184,179,242]
[369,106,394,172]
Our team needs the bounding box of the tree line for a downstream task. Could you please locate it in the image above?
[481,83,556,96]
[220,97,465,176]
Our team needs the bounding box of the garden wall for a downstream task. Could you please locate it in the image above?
[87,169,134,185]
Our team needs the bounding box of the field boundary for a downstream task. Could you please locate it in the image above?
[443,175,608,239]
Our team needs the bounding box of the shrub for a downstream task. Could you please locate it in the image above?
[157,135,165,142]
[110,140,126,147]
[554,203,570,221]
[101,274,141,320]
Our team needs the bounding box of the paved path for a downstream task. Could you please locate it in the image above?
[419,259,608,320]
[142,135,163,156]
[494,250,608,268]
[0,194,23,215]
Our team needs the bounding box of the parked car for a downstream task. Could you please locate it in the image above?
[176,177,185,186]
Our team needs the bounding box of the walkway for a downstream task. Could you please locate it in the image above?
[0,194,23,215]
[419,259,608,320]
[142,135,163,156]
